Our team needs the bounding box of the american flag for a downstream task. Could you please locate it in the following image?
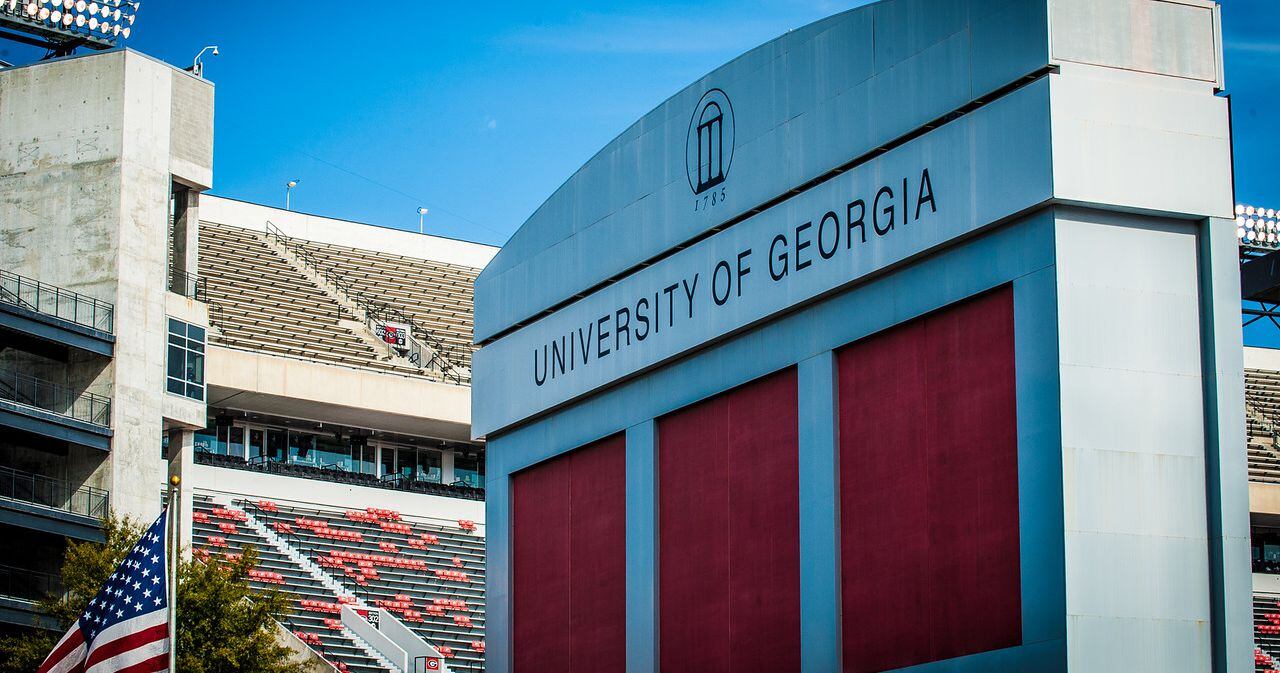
[38,509,171,673]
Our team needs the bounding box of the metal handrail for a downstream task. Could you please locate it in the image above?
[0,464,109,519]
[168,268,207,302]
[0,268,114,333]
[262,222,469,385]
[0,367,111,427]
[0,563,60,602]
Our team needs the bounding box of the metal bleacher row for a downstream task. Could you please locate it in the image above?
[197,222,428,379]
[190,493,485,673]
[288,238,479,371]
[1256,594,1280,672]
[1247,369,1280,484]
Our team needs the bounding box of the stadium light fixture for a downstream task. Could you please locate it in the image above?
[191,44,218,78]
[285,179,300,211]
[1,0,139,56]
[417,207,429,234]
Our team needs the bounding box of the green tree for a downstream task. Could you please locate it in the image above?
[0,515,310,673]
[176,546,309,673]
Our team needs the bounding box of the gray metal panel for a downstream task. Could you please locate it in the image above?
[481,472,510,673]
[1197,217,1253,671]
[1012,265,1068,650]
[473,77,1055,437]
[1053,208,1212,671]
[474,0,1051,342]
[797,352,839,672]
[1049,0,1220,84]
[625,421,657,673]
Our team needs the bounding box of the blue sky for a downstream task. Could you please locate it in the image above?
[0,1,1274,249]
[4,1,872,244]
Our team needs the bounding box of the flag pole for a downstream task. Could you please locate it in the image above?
[167,474,180,673]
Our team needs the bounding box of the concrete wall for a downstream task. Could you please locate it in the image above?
[0,50,214,522]
[207,345,473,442]
[191,463,484,525]
[199,195,497,269]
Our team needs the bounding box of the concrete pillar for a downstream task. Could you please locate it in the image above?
[166,428,194,555]
[170,186,199,294]
[797,352,840,672]
[625,420,657,673]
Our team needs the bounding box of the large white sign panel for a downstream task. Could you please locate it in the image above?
[473,81,1053,436]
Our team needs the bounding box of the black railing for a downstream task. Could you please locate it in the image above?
[168,268,208,302]
[0,368,111,427]
[0,465,109,519]
[0,268,114,333]
[0,563,60,603]
[195,449,484,501]
[262,222,469,385]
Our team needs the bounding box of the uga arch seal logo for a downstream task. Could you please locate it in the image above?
[686,88,735,199]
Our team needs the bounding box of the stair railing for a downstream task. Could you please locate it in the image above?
[262,222,469,385]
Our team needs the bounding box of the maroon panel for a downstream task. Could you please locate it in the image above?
[512,455,570,673]
[839,286,1021,672]
[660,369,801,673]
[568,435,628,673]
[512,435,626,673]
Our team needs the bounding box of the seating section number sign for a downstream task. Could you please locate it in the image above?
[376,323,409,349]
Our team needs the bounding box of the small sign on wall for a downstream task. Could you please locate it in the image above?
[376,322,410,349]
[355,608,379,629]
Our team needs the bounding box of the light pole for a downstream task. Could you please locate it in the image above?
[417,207,429,234]
[285,179,300,211]
[192,45,219,78]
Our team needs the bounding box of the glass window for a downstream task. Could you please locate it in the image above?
[248,428,264,461]
[352,443,374,475]
[416,450,442,483]
[454,453,484,488]
[166,318,206,401]
[315,434,350,471]
[265,429,287,462]
[379,446,397,478]
[228,427,245,459]
[194,427,224,455]
[289,431,318,465]
[396,447,416,480]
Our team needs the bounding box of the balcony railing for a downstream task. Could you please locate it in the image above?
[0,268,114,333]
[196,449,485,501]
[0,368,111,428]
[168,268,207,302]
[0,465,109,519]
[0,563,60,603]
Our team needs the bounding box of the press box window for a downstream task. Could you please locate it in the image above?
[167,318,205,401]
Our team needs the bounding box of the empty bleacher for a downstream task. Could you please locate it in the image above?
[1249,369,1280,484]
[190,494,393,673]
[1256,594,1280,672]
[190,492,486,672]
[198,222,425,378]
[1246,369,1280,484]
[287,238,479,372]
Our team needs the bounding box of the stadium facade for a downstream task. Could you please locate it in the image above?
[0,50,492,671]
[472,1,1249,673]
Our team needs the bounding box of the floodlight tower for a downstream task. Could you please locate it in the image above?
[0,0,142,59]
[1238,203,1280,332]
